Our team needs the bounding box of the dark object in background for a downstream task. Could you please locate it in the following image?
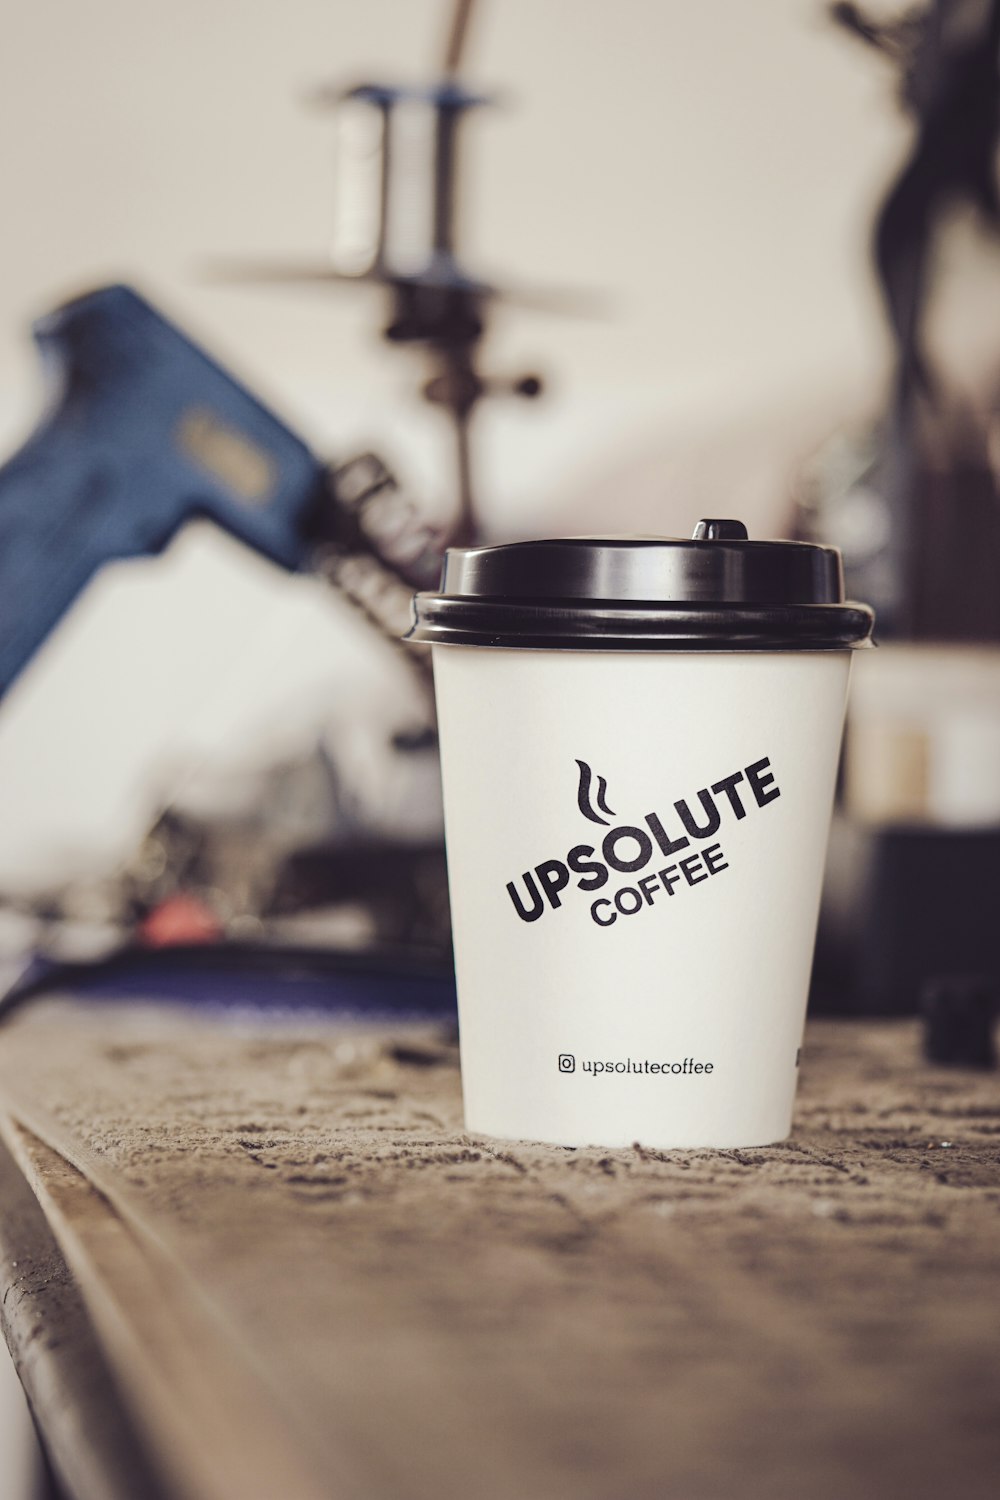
[801,2,1000,1015]
[921,972,998,1068]
[270,842,450,949]
[858,831,1000,1019]
[820,0,1000,637]
[834,0,1000,400]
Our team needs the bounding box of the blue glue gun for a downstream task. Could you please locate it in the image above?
[0,284,330,695]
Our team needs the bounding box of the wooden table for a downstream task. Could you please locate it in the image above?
[1,998,999,1500]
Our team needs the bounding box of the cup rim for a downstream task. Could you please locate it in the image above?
[406,596,876,651]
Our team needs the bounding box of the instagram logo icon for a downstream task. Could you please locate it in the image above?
[558,1053,576,1074]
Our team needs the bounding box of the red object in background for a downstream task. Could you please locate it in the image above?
[139,894,223,948]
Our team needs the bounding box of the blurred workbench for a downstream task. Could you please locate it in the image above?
[1,1000,999,1500]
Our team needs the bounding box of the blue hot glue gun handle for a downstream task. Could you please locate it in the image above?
[0,284,328,695]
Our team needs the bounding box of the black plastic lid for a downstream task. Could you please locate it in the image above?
[406,520,875,651]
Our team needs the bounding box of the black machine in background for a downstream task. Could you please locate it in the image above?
[802,0,1000,1018]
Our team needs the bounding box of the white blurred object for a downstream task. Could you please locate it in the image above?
[934,710,1000,826]
[0,521,435,898]
[845,645,1000,828]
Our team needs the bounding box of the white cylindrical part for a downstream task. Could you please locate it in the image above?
[432,646,852,1150]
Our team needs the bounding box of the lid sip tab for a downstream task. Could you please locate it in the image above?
[692,518,749,541]
[407,519,875,651]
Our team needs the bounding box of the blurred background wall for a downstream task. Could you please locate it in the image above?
[0,0,911,896]
[0,0,905,512]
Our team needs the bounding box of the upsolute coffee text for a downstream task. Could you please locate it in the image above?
[505,756,780,928]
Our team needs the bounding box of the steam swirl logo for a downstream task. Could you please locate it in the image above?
[575,759,616,826]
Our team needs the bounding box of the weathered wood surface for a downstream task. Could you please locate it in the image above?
[1,999,999,1500]
[0,1132,169,1500]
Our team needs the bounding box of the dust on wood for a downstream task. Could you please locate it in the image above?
[0,1001,998,1500]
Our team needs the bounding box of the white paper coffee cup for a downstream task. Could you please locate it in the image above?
[408,521,874,1149]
